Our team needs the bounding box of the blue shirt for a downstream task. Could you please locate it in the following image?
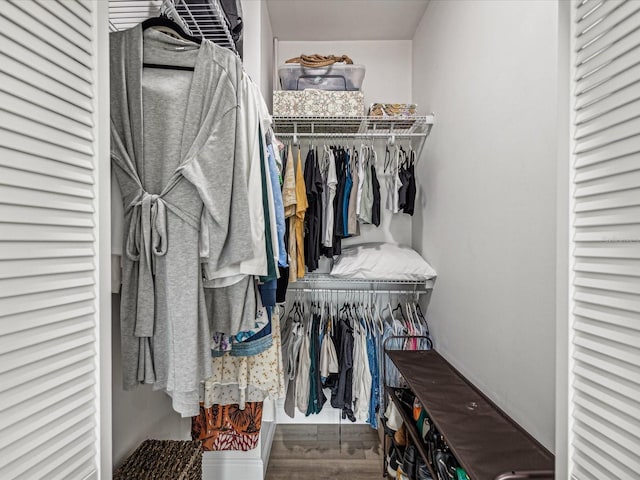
[267,143,288,267]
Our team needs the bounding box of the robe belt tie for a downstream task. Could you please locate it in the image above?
[124,190,200,338]
[126,192,168,270]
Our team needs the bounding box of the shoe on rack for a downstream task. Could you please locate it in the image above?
[394,423,407,446]
[387,445,402,478]
[416,457,433,480]
[402,444,416,480]
[396,465,409,480]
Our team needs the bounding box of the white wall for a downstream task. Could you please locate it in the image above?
[276,40,414,249]
[111,295,190,468]
[411,0,558,450]
[260,1,274,109]
[276,40,413,108]
[242,0,274,105]
[555,0,571,474]
[241,0,261,84]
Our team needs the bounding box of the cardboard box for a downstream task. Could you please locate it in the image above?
[273,89,365,117]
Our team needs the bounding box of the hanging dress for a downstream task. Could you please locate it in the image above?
[110,27,252,416]
[385,146,401,213]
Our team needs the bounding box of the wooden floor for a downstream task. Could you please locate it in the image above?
[265,424,383,479]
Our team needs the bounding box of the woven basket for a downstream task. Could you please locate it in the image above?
[113,440,202,480]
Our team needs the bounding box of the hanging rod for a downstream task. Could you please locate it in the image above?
[275,132,427,139]
[294,288,429,296]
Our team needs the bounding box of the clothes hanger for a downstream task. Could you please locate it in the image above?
[392,302,407,323]
[142,15,202,72]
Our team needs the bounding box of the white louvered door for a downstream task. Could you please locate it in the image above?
[0,1,109,479]
[570,0,640,478]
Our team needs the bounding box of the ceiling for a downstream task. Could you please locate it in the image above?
[265,0,430,41]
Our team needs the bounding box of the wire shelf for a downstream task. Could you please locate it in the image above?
[272,115,434,139]
[287,274,434,295]
[108,0,237,53]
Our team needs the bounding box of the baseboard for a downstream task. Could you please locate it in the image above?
[201,421,277,480]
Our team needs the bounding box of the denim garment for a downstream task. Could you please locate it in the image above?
[229,330,273,357]
[267,143,288,267]
[259,280,277,308]
[366,330,379,428]
[210,307,273,358]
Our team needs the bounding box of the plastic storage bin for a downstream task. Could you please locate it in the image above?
[278,64,366,91]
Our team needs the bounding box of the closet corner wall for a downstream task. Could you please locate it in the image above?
[410,0,560,452]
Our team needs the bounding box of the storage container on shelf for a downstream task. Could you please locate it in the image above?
[278,63,366,91]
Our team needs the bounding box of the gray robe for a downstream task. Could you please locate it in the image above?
[110,26,252,416]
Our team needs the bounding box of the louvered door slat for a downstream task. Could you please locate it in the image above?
[0,129,93,169]
[5,1,93,64]
[0,53,94,113]
[576,0,607,24]
[33,0,93,42]
[570,6,640,478]
[576,1,638,50]
[575,26,640,80]
[0,2,100,478]
[58,0,93,24]
[0,147,94,183]
[0,73,94,128]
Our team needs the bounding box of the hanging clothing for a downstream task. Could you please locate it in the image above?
[258,127,277,282]
[371,164,381,227]
[295,329,311,414]
[366,328,379,428]
[288,148,308,281]
[267,141,288,267]
[282,314,305,418]
[110,27,253,416]
[203,308,285,408]
[282,146,296,217]
[347,148,360,236]
[342,149,353,238]
[282,145,297,282]
[358,148,374,225]
[385,147,401,213]
[334,148,347,239]
[321,147,338,248]
[403,158,417,216]
[205,276,258,342]
[202,72,269,285]
[303,148,323,272]
[397,151,411,213]
[306,312,327,415]
[355,144,366,218]
[192,402,263,452]
[331,317,355,422]
[319,326,339,379]
[353,322,372,422]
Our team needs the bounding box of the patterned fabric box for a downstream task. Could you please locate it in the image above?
[369,103,417,117]
[273,89,365,116]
